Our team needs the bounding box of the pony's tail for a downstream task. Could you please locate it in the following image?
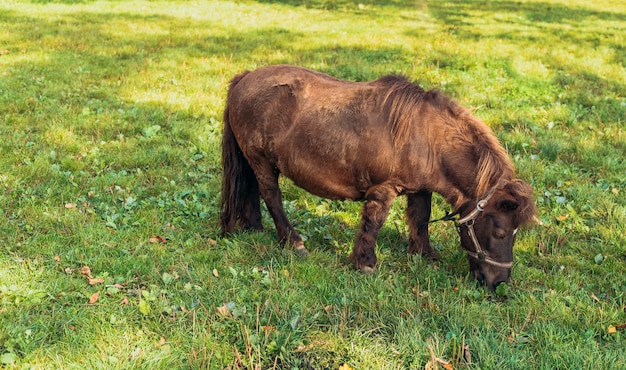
[220,72,257,234]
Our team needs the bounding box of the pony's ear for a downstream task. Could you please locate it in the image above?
[504,179,537,227]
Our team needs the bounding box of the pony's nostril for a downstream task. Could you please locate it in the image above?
[474,271,486,285]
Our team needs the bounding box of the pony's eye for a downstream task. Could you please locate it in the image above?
[493,228,507,239]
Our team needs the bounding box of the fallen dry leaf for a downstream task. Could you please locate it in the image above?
[338,364,353,370]
[80,266,92,277]
[608,323,626,334]
[556,214,569,222]
[295,344,314,352]
[121,297,129,305]
[149,235,167,244]
[88,292,99,304]
[64,203,77,209]
[426,344,453,370]
[216,303,231,316]
[461,343,472,364]
[88,277,105,285]
[262,325,276,334]
[426,358,454,370]
[54,255,61,262]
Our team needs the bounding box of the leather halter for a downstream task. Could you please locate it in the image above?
[427,181,514,269]
[456,184,514,269]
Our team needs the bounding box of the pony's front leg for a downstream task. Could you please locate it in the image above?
[350,185,397,274]
[406,191,438,260]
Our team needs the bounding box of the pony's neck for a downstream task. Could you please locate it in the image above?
[418,90,514,209]
[437,126,514,209]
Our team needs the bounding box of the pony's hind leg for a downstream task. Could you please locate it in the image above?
[240,178,263,231]
[406,191,439,260]
[250,160,308,256]
[350,184,397,274]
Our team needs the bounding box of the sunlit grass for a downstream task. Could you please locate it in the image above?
[0,0,625,368]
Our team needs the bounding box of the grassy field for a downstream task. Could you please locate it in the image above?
[1,0,624,368]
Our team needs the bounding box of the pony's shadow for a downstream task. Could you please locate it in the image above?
[240,188,469,278]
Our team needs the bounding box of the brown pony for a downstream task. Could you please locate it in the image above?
[220,65,536,290]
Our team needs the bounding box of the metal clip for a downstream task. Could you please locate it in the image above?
[476,199,487,212]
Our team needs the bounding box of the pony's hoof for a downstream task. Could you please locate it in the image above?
[359,265,376,275]
[293,242,309,257]
[408,247,439,261]
[423,251,439,261]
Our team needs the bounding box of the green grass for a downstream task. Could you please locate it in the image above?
[1,0,625,368]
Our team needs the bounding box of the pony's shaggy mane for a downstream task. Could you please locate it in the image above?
[378,74,514,197]
[378,75,426,144]
[449,109,514,196]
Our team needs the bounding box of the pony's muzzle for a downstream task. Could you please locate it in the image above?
[473,267,510,291]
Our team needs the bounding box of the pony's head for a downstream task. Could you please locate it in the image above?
[458,179,536,290]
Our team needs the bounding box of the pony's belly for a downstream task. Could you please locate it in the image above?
[277,148,385,201]
[288,173,364,201]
